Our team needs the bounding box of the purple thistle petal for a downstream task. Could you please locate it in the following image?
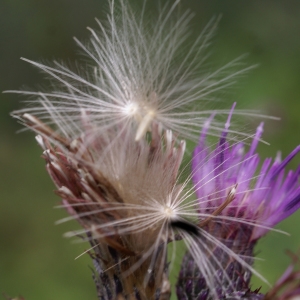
[271,145,300,180]
[284,188,300,212]
[179,111,300,299]
[192,116,300,240]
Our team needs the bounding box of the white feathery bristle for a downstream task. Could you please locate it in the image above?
[8,0,260,142]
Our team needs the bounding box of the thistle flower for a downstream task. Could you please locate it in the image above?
[176,109,300,299]
[8,0,259,143]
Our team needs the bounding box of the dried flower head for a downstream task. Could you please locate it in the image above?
[21,109,195,298]
[176,109,300,299]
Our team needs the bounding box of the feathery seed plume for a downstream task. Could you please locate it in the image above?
[9,0,258,143]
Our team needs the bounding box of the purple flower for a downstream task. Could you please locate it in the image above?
[192,110,300,241]
[177,106,300,299]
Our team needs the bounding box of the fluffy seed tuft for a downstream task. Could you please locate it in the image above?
[9,0,263,143]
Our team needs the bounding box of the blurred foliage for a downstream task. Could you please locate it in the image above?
[1,0,300,299]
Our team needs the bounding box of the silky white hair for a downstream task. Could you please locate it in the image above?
[9,0,263,143]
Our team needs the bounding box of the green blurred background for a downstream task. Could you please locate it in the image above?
[1,0,300,299]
